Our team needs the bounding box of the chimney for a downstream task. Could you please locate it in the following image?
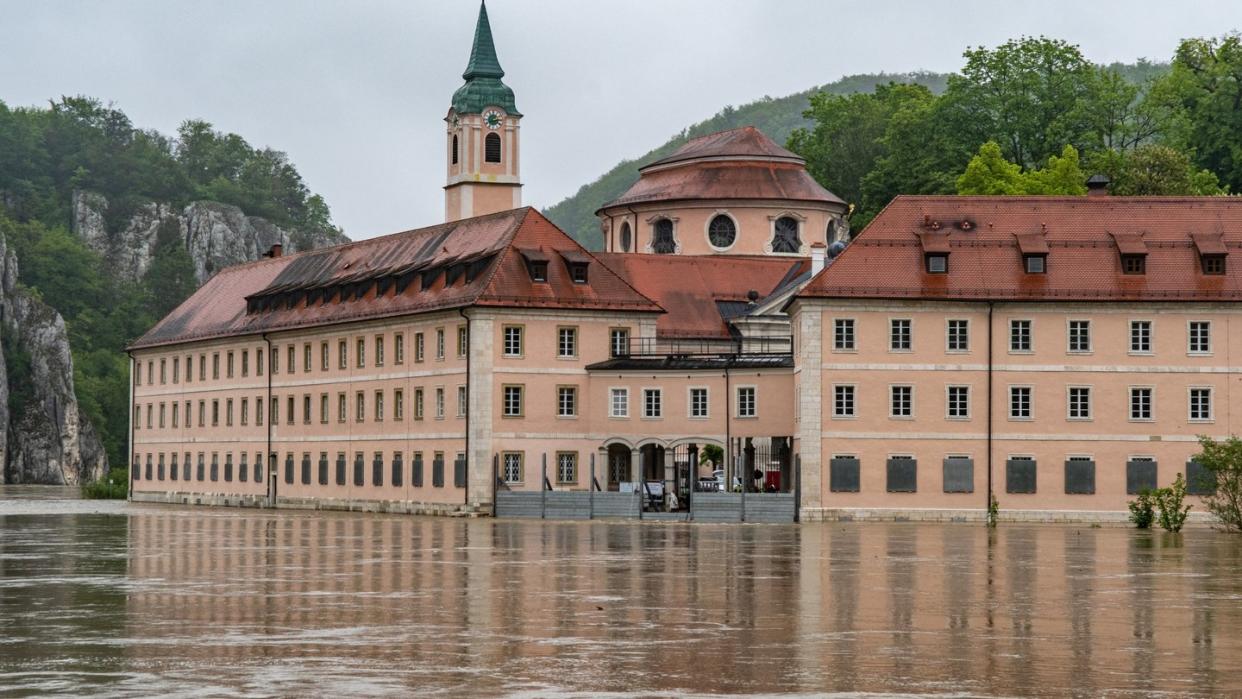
[265,243,283,258]
[810,242,827,276]
[1086,174,1110,197]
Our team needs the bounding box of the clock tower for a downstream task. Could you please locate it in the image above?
[445,1,522,222]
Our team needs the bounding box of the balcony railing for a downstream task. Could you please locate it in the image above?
[616,335,792,359]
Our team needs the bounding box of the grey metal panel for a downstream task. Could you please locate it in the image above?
[943,458,974,493]
[372,456,383,487]
[318,456,328,486]
[495,491,544,518]
[432,457,445,488]
[544,492,592,520]
[592,492,641,518]
[886,458,917,493]
[830,458,860,492]
[1064,460,1095,494]
[692,492,743,522]
[353,454,364,487]
[454,457,467,488]
[1126,460,1157,494]
[1187,460,1216,495]
[300,455,310,485]
[335,455,346,486]
[412,455,424,487]
[743,493,796,523]
[1006,459,1036,493]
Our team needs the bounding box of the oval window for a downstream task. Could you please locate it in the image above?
[618,221,631,252]
[708,215,737,249]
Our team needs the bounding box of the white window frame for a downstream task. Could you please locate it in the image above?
[735,385,757,418]
[1129,319,1153,355]
[557,326,578,359]
[889,384,914,419]
[1128,385,1154,422]
[832,384,856,419]
[1188,320,1212,356]
[1188,386,1214,423]
[1067,385,1092,421]
[1067,319,1092,354]
[889,318,912,352]
[946,318,970,353]
[502,451,524,484]
[557,385,577,418]
[642,388,663,419]
[609,387,629,419]
[502,325,522,358]
[501,385,522,418]
[1009,319,1032,353]
[946,384,971,420]
[833,318,856,352]
[688,387,709,419]
[1008,385,1033,421]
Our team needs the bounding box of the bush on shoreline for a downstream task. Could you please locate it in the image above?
[81,467,128,499]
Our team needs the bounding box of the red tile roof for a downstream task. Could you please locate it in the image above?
[800,195,1242,302]
[130,208,661,349]
[645,126,804,169]
[596,253,808,338]
[599,127,844,212]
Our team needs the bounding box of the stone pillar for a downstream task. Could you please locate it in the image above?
[597,448,608,489]
[631,448,641,484]
[467,314,495,509]
[794,300,824,517]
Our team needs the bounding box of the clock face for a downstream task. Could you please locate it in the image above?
[484,110,502,130]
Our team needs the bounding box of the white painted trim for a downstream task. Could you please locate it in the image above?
[820,362,1242,374]
[818,431,1214,443]
[703,210,739,252]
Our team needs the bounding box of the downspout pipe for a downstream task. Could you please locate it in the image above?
[262,333,274,507]
[126,350,135,500]
[459,307,471,508]
[986,302,994,519]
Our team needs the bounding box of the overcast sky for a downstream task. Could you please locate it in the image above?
[4,1,1241,239]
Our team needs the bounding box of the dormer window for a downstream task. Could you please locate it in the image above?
[570,264,588,284]
[1111,232,1148,276]
[1191,232,1229,276]
[917,231,951,274]
[1202,255,1226,275]
[530,261,548,282]
[926,254,948,274]
[558,249,591,284]
[1024,255,1046,274]
[518,248,550,282]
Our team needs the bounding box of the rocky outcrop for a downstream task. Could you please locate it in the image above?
[0,231,106,485]
[71,191,348,284]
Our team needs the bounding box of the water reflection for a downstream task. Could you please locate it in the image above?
[1,492,1241,697]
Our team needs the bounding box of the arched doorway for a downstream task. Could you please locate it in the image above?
[606,444,632,491]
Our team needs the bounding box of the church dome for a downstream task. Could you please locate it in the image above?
[598,127,843,211]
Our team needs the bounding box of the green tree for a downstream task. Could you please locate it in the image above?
[1086,144,1227,195]
[1191,435,1242,532]
[1156,34,1242,192]
[956,142,1087,195]
[940,37,1099,168]
[956,141,1026,194]
[1154,474,1192,533]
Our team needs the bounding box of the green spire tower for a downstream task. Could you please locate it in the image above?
[445,1,523,222]
[451,1,520,116]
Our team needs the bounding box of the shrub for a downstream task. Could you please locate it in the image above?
[1153,473,1192,533]
[1128,490,1156,529]
[81,467,129,499]
[987,494,999,527]
[1192,435,1242,533]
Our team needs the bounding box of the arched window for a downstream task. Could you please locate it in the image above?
[826,218,836,244]
[452,134,459,165]
[652,219,676,254]
[485,133,501,163]
[773,216,801,253]
[618,221,632,252]
[708,214,737,249]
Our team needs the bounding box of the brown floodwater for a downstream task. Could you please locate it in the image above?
[1,486,1240,698]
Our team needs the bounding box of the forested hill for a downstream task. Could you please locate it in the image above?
[0,97,346,481]
[544,61,1169,249]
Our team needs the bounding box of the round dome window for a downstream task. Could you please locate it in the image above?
[708,214,737,249]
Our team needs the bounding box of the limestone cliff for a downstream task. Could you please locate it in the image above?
[0,231,107,485]
[71,191,349,283]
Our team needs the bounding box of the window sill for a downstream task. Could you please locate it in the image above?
[609,415,630,420]
[1066,351,1093,356]
[1189,418,1215,424]
[888,349,912,354]
[1008,417,1033,422]
[501,415,523,419]
[1007,350,1034,355]
[888,416,914,421]
[946,416,972,421]
[556,415,578,420]
[735,415,758,420]
[831,349,858,354]
[688,415,710,421]
[1128,418,1155,423]
[1067,417,1093,422]
[1128,351,1154,357]
[1187,352,1213,358]
[831,415,857,421]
